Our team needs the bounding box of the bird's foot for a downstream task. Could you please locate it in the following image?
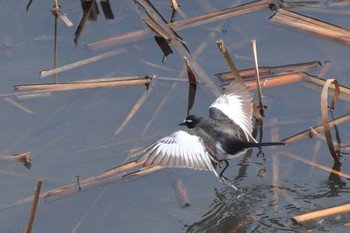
[220,175,238,191]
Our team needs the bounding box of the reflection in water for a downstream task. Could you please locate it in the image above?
[185,185,300,233]
[185,161,349,233]
[303,163,348,199]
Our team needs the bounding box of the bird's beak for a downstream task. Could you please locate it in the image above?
[179,122,185,126]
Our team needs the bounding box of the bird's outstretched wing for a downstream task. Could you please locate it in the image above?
[209,80,255,142]
[137,130,217,174]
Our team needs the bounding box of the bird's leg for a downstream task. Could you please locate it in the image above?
[219,160,229,178]
[218,161,239,190]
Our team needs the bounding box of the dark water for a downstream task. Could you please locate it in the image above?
[0,1,350,233]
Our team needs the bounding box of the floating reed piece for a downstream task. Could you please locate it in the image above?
[269,9,350,46]
[14,77,151,92]
[293,203,350,224]
[215,61,321,81]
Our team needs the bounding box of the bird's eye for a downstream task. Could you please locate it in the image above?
[186,119,193,123]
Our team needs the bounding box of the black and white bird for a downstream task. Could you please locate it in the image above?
[136,80,284,186]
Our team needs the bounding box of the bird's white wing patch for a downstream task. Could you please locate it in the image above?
[138,130,216,173]
[209,81,255,142]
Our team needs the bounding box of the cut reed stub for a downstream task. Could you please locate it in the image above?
[269,9,350,46]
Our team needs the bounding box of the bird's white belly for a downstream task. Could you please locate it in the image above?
[215,141,249,160]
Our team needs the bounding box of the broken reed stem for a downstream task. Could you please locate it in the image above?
[251,39,265,115]
[26,179,42,233]
[216,40,243,83]
[216,40,261,119]
[321,79,340,163]
[293,203,350,224]
[269,9,350,46]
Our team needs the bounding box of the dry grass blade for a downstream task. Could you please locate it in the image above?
[40,49,126,78]
[14,77,151,92]
[112,87,153,140]
[293,203,350,224]
[25,179,42,233]
[321,79,340,162]
[282,113,350,144]
[269,9,350,46]
[251,39,264,115]
[184,56,196,84]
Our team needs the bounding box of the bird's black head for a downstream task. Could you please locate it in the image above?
[179,115,202,128]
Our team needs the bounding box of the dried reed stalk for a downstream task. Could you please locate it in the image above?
[293,203,350,223]
[25,180,42,233]
[269,9,350,46]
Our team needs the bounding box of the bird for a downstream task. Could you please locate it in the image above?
[135,80,284,187]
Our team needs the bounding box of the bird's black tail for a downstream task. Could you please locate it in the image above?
[255,142,285,147]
